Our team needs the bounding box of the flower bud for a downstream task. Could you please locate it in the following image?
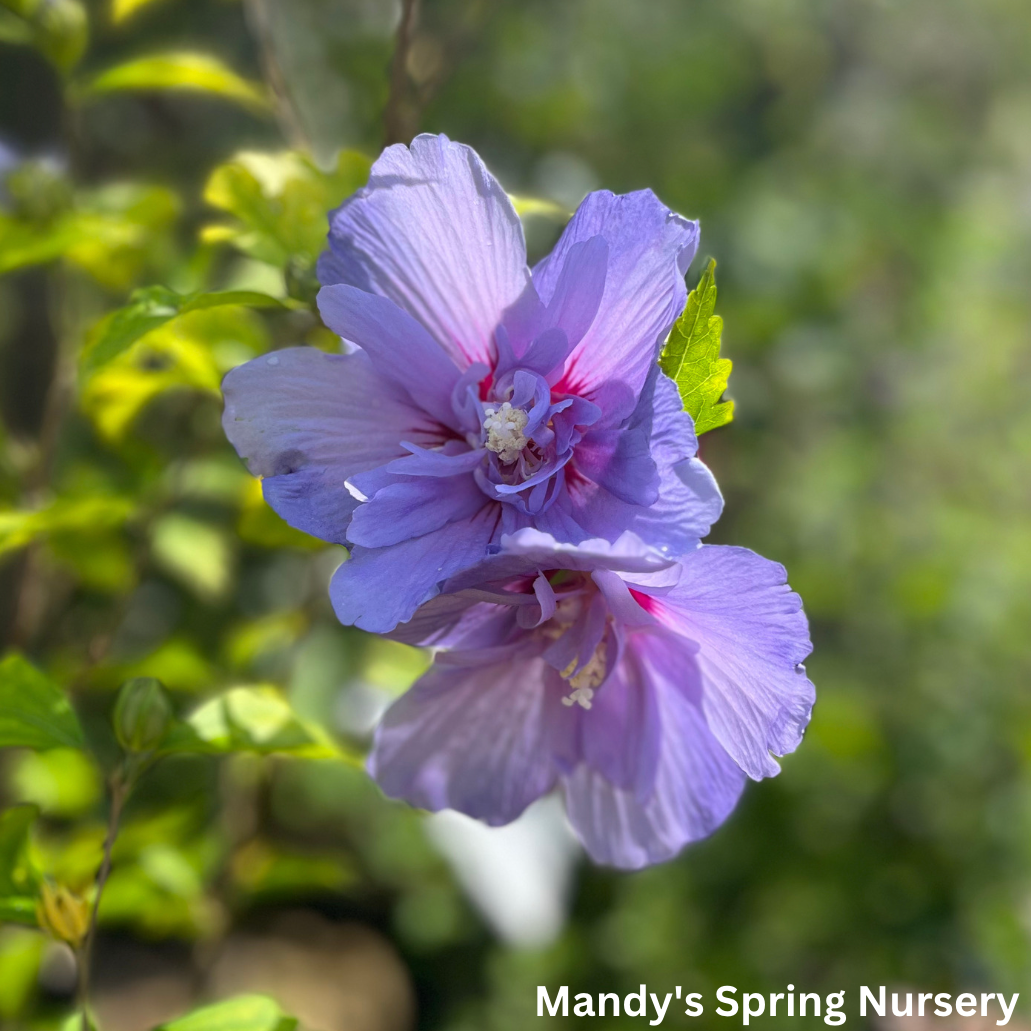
[36,881,90,949]
[113,677,171,753]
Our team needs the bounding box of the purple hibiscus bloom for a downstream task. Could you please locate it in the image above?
[371,530,815,869]
[221,134,722,632]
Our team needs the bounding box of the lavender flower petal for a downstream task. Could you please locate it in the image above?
[317,285,464,431]
[534,190,700,423]
[369,652,569,824]
[221,347,437,542]
[319,134,530,369]
[653,545,815,779]
[329,504,500,633]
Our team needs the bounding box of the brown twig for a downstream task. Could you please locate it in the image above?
[76,764,136,1031]
[383,0,422,146]
[243,0,311,151]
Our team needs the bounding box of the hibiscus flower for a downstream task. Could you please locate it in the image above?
[370,530,815,869]
[222,134,721,632]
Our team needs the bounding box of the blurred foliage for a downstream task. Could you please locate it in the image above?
[0,0,1030,1029]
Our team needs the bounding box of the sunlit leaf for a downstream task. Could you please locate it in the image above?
[0,806,40,898]
[0,897,37,924]
[202,149,370,270]
[81,286,285,377]
[0,496,134,558]
[150,514,232,601]
[48,531,135,593]
[66,183,180,288]
[155,995,298,1031]
[0,655,84,751]
[35,824,104,891]
[0,926,44,1018]
[0,0,87,74]
[81,309,249,441]
[99,838,218,938]
[111,0,171,24]
[658,258,734,434]
[225,612,307,671]
[0,10,33,47]
[10,749,101,818]
[79,52,270,113]
[161,686,356,762]
[362,638,430,695]
[508,194,570,221]
[0,214,80,273]
[0,806,40,928]
[0,183,178,287]
[111,639,213,694]
[231,839,354,898]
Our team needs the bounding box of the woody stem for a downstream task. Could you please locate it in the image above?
[76,765,133,1031]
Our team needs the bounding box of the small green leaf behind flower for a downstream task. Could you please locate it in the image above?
[80,286,285,378]
[0,654,85,751]
[201,150,371,274]
[659,258,734,434]
[159,686,358,763]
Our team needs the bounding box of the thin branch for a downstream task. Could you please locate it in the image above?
[383,0,422,146]
[76,766,134,1031]
[243,0,311,151]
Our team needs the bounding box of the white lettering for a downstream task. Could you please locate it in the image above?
[998,994,1020,1026]
[625,986,646,1018]
[957,994,978,1017]
[537,986,567,1017]
[573,994,594,1017]
[860,986,886,1017]
[650,992,672,1026]
[716,986,739,1017]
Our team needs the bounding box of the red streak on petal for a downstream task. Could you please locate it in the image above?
[629,588,661,614]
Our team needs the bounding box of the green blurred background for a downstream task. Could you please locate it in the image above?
[2,0,1031,1028]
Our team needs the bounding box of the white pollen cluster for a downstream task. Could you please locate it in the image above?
[561,641,607,710]
[482,401,529,463]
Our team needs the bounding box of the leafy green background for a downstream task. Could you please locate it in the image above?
[2,0,1031,1029]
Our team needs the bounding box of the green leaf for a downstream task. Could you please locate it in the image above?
[0,925,45,1018]
[0,656,84,751]
[0,806,40,897]
[81,286,284,377]
[658,258,734,434]
[0,806,41,925]
[10,749,101,817]
[0,896,37,925]
[0,496,134,558]
[81,306,266,441]
[508,194,570,221]
[150,514,233,601]
[202,149,370,269]
[155,995,297,1031]
[160,686,356,762]
[0,0,87,74]
[111,0,172,24]
[79,53,270,113]
[0,183,179,286]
